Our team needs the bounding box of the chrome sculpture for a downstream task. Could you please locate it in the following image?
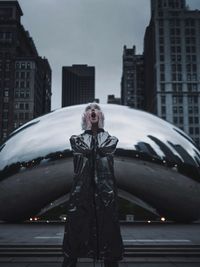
[0,104,200,222]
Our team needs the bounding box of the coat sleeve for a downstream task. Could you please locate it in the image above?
[69,134,92,155]
[97,132,118,155]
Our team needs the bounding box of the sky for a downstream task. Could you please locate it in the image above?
[17,0,200,111]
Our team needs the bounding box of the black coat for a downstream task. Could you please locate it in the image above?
[62,128,124,261]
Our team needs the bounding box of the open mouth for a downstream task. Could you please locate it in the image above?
[91,112,96,118]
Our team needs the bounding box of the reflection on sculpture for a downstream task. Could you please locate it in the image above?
[0,104,200,222]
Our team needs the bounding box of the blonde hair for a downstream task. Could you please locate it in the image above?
[81,103,105,130]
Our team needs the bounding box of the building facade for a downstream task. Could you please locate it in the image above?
[144,0,200,147]
[121,45,144,109]
[62,64,95,107]
[107,94,121,105]
[0,0,51,142]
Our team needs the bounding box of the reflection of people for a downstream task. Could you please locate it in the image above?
[62,103,124,267]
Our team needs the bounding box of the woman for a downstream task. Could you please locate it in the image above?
[62,103,124,267]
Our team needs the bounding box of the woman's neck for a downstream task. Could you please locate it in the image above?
[91,123,98,135]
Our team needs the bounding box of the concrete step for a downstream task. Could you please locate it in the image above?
[0,244,200,258]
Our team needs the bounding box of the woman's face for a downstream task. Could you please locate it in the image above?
[85,104,100,125]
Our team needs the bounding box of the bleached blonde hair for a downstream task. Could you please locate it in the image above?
[81,103,105,130]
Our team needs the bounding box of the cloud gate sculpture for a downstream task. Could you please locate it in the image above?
[0,104,200,223]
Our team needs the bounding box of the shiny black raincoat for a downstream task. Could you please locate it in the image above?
[62,128,124,261]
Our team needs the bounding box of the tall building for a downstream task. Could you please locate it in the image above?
[144,0,200,147]
[0,0,51,142]
[121,45,144,109]
[107,94,121,105]
[62,64,95,107]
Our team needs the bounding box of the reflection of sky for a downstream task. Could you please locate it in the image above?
[0,104,199,169]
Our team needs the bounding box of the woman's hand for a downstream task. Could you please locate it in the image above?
[98,110,104,129]
[84,111,92,130]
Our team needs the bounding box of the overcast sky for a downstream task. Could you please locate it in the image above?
[18,0,200,110]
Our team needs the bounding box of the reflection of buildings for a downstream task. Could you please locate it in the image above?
[107,94,121,105]
[121,45,144,109]
[144,0,200,147]
[0,0,52,143]
[62,64,95,107]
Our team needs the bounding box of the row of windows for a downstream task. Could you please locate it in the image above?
[172,117,199,125]
[16,71,31,79]
[14,113,30,120]
[1,111,32,121]
[0,32,13,40]
[159,27,196,36]
[15,80,30,89]
[13,121,25,129]
[161,18,196,27]
[161,105,199,114]
[160,45,197,54]
[15,90,30,98]
[160,72,198,81]
[160,54,197,63]
[189,127,199,135]
[14,102,30,110]
[15,62,34,70]
[160,83,198,92]
[0,61,11,70]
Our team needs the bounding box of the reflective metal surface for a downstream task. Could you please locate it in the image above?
[0,104,200,222]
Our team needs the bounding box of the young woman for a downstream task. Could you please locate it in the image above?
[62,103,124,267]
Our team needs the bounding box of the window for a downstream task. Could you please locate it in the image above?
[20,90,24,98]
[19,113,24,120]
[161,106,166,114]
[194,106,198,114]
[19,103,24,110]
[160,84,165,91]
[4,90,9,97]
[194,117,199,124]
[189,127,194,134]
[26,72,30,79]
[20,81,25,88]
[189,117,193,124]
[159,28,164,35]
[2,120,8,129]
[3,112,8,119]
[15,81,19,88]
[25,90,30,98]
[21,72,25,79]
[179,106,183,113]
[173,106,178,114]
[25,103,29,110]
[160,55,165,61]
[25,113,29,120]
[160,64,165,72]
[160,73,165,81]
[161,95,165,104]
[15,90,19,98]
[173,117,178,123]
[160,46,164,53]
[3,103,9,110]
[195,128,199,135]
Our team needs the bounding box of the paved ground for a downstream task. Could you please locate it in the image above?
[0,222,200,245]
[0,222,200,266]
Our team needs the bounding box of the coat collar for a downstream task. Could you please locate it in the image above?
[84,128,104,135]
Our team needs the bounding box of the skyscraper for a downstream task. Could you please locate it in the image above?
[0,0,51,142]
[62,64,95,107]
[144,0,200,147]
[121,45,144,109]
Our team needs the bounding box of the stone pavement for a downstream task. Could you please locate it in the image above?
[0,222,200,266]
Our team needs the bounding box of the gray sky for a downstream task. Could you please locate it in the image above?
[18,0,200,110]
